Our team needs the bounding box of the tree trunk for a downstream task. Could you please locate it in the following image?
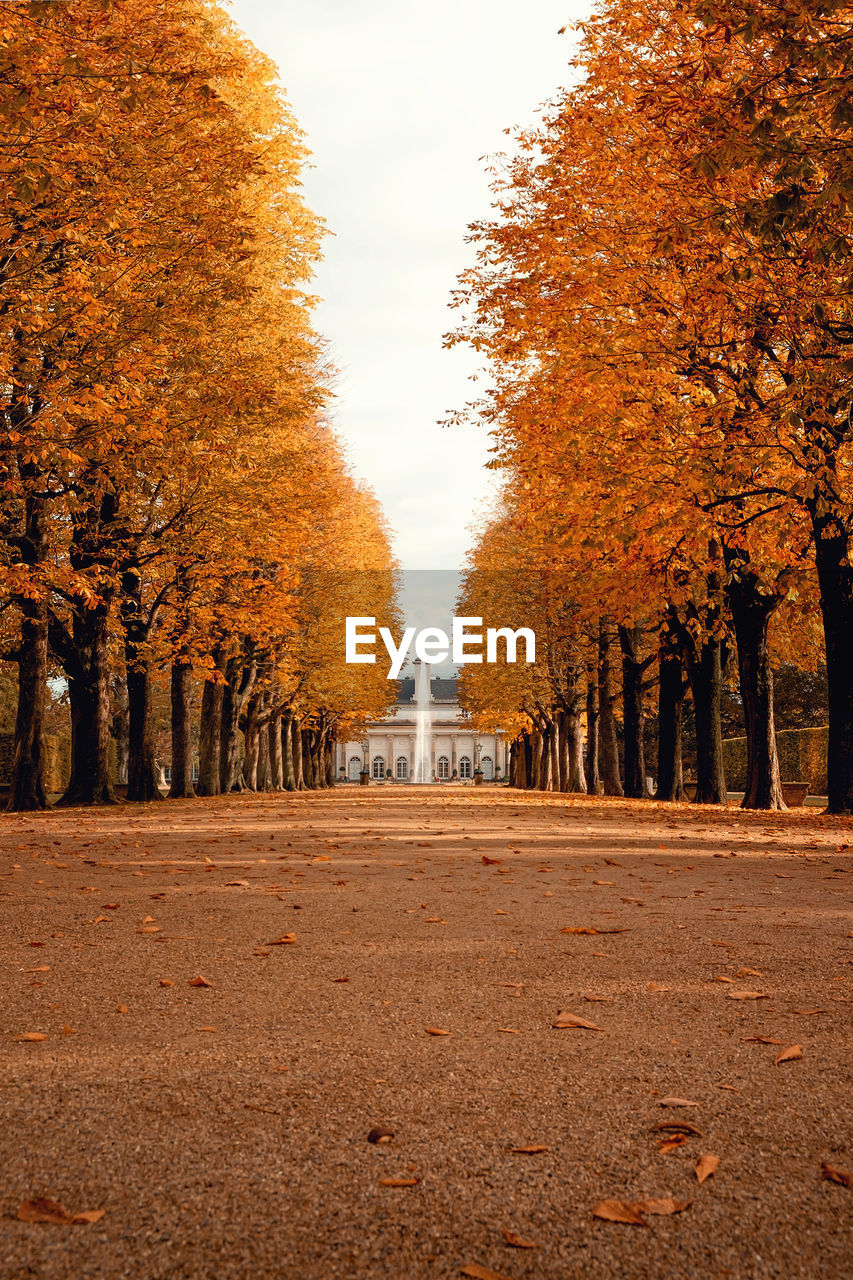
[585,670,600,796]
[8,464,49,810]
[120,568,160,802]
[197,649,225,797]
[687,635,726,804]
[558,711,569,791]
[8,596,48,811]
[810,506,853,811]
[282,709,296,790]
[242,693,260,790]
[59,603,116,805]
[530,729,543,790]
[169,660,195,798]
[725,556,786,810]
[598,622,623,796]
[325,735,335,786]
[657,625,686,802]
[619,623,646,799]
[257,712,270,791]
[268,712,283,790]
[292,717,304,790]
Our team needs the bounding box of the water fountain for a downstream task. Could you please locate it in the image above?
[413,658,433,782]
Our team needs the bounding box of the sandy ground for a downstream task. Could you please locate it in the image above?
[0,784,851,1280]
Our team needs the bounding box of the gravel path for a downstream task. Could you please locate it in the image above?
[1,786,851,1280]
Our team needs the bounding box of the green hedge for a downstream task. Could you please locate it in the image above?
[722,726,828,794]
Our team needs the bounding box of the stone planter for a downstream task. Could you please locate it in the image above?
[359,771,370,786]
[473,770,484,786]
[782,780,808,807]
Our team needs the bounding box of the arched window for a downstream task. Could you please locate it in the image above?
[396,756,408,780]
[459,755,472,779]
[372,756,385,780]
[348,757,362,781]
[437,756,449,780]
[481,755,493,780]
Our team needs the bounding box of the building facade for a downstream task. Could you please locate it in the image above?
[336,669,506,783]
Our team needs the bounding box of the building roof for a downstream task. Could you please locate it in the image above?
[396,676,458,705]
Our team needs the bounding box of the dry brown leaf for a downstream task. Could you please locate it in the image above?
[60,1025,75,1035]
[268,934,297,945]
[115,1004,128,1014]
[378,1177,420,1188]
[159,979,174,988]
[659,1097,698,1108]
[367,1127,395,1144]
[774,1044,803,1065]
[497,1027,522,1034]
[460,1264,514,1280]
[656,1121,704,1137]
[552,1011,605,1031]
[332,976,349,983]
[508,1145,548,1154]
[695,1154,720,1183]
[745,1035,783,1044]
[592,1199,648,1226]
[646,982,671,992]
[188,975,212,988]
[822,1163,852,1188]
[425,1027,451,1036]
[16,1032,47,1042]
[136,926,160,934]
[560,926,629,935]
[73,1209,106,1224]
[658,1135,687,1154]
[728,990,769,1000]
[425,917,446,923]
[503,1229,538,1249]
[17,1198,104,1225]
[635,1197,692,1216]
[793,1008,827,1016]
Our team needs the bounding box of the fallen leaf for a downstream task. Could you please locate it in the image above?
[659,1097,698,1108]
[635,1198,692,1216]
[695,1154,720,1183]
[425,917,446,923]
[460,1264,514,1280]
[115,1005,128,1014]
[17,1198,104,1225]
[60,1025,76,1035]
[793,1009,827,1016]
[188,975,212,988]
[503,1229,538,1248]
[367,1127,395,1144]
[592,1199,648,1226]
[497,1027,522,1034]
[645,982,671,992]
[744,1035,783,1045]
[16,1032,47,1042]
[378,1177,420,1188]
[656,1122,704,1137]
[822,1163,852,1188]
[332,976,349,983]
[224,880,250,887]
[552,1011,605,1031]
[508,1145,548,1154]
[774,1044,803,1065]
[425,1027,451,1036]
[481,856,501,865]
[268,934,297,945]
[560,926,629,935]
[159,979,174,988]
[658,1135,687,1154]
[728,990,769,1000]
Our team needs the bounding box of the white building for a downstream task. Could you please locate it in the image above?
[336,666,506,783]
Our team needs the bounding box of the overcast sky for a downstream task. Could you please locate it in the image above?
[228,0,587,569]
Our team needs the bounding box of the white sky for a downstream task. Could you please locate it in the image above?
[227,0,588,569]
